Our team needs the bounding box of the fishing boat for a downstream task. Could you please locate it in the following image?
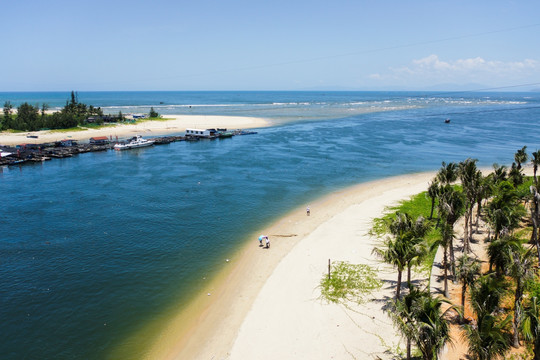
[113,135,155,150]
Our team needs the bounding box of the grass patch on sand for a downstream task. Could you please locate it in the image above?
[319,261,382,304]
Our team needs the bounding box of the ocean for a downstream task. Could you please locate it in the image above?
[1,91,539,359]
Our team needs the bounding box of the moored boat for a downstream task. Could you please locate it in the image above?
[114,135,155,150]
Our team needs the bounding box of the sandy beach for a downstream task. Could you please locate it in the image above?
[141,171,435,360]
[0,115,269,146]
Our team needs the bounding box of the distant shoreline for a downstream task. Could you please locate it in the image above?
[0,114,270,146]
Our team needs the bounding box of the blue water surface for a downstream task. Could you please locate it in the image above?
[1,91,540,359]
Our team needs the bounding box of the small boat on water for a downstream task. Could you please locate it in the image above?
[444,118,451,124]
[114,135,155,150]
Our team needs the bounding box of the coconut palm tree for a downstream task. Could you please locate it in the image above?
[530,185,540,265]
[486,181,526,241]
[459,158,482,254]
[462,312,512,360]
[390,285,427,360]
[404,215,430,287]
[427,180,439,220]
[487,235,522,277]
[531,150,540,185]
[515,146,528,170]
[509,162,525,187]
[456,254,481,310]
[372,235,408,298]
[521,296,540,359]
[470,274,505,321]
[437,161,458,185]
[464,274,511,360]
[437,184,465,278]
[490,164,508,185]
[438,222,454,298]
[508,243,535,347]
[376,212,430,296]
[414,292,455,360]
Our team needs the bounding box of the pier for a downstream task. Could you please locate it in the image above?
[0,129,257,167]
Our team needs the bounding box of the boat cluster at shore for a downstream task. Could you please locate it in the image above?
[0,128,257,167]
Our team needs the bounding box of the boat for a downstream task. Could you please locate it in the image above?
[113,135,155,150]
[218,131,234,138]
[444,119,451,124]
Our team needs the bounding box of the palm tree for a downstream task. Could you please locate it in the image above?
[456,254,481,311]
[486,181,526,241]
[515,146,528,170]
[459,158,482,254]
[438,222,453,298]
[464,274,511,360]
[372,235,408,298]
[531,150,540,185]
[530,186,540,265]
[521,296,540,360]
[437,184,465,279]
[508,243,535,347]
[487,235,522,276]
[462,313,512,360]
[509,162,525,187]
[405,216,430,287]
[474,174,490,233]
[437,161,458,185]
[427,180,439,220]
[415,292,455,360]
[470,274,505,321]
[390,285,427,360]
[490,164,508,185]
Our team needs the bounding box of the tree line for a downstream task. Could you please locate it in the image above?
[371,147,540,359]
[0,92,162,132]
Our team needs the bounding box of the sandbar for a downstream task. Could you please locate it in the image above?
[143,171,435,359]
[0,115,269,146]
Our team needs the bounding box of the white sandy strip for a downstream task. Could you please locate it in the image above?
[0,115,269,146]
[227,173,433,360]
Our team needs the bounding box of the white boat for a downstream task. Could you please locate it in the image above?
[114,135,154,150]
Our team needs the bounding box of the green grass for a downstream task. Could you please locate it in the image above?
[370,190,442,274]
[319,261,382,304]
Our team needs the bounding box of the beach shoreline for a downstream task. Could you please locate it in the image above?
[0,114,270,146]
[136,171,436,360]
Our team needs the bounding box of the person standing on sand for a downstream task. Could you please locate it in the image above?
[265,237,270,248]
[306,206,310,216]
[259,235,264,246]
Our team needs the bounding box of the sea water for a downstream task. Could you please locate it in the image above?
[1,91,540,359]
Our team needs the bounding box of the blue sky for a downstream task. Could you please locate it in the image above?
[2,0,540,91]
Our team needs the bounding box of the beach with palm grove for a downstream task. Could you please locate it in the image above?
[150,148,540,360]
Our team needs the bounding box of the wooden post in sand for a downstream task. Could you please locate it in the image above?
[328,259,331,280]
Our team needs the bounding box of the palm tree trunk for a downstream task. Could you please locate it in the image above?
[513,283,523,348]
[430,198,435,220]
[461,283,467,309]
[396,269,402,299]
[450,236,456,279]
[469,204,475,240]
[407,264,412,288]
[443,246,449,298]
[463,212,470,254]
[406,338,411,360]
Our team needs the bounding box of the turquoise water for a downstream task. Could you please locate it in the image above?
[1,91,540,359]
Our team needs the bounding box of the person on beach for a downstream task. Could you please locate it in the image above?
[265,237,270,248]
[306,206,310,216]
[259,235,264,246]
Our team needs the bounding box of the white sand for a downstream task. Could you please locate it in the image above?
[145,172,435,360]
[0,115,269,146]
